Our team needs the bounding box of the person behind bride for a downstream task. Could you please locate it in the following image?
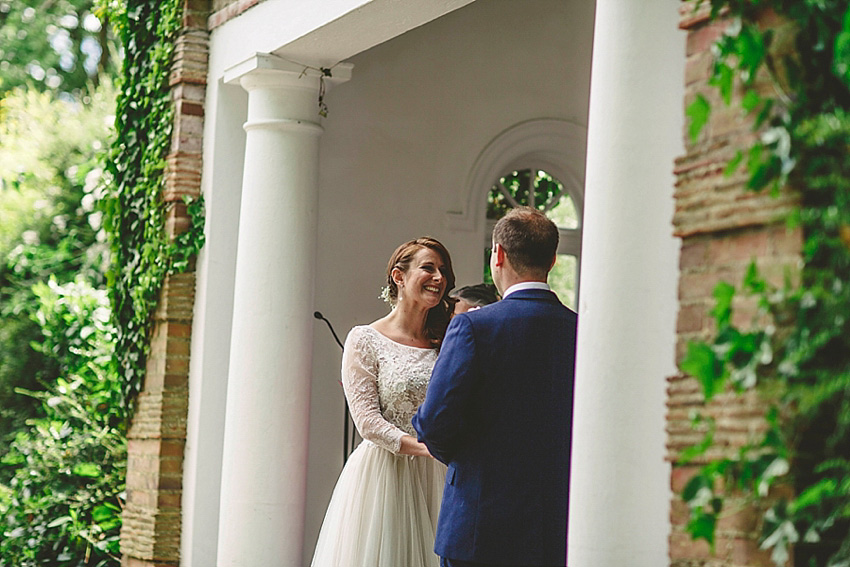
[450,282,500,315]
[311,236,456,567]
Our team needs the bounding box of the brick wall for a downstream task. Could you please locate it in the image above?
[120,1,210,565]
[668,2,802,566]
[208,0,266,30]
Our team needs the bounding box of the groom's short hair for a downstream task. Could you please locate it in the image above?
[493,207,559,277]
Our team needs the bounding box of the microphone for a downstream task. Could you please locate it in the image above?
[314,311,344,350]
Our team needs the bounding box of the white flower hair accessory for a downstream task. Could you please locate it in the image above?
[379,285,394,306]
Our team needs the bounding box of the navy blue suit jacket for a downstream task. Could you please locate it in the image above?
[412,288,577,566]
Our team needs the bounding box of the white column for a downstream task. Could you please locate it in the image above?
[216,54,351,567]
[568,1,683,566]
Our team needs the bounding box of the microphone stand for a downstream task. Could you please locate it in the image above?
[314,311,356,463]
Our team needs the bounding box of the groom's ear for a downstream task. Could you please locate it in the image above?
[492,243,505,267]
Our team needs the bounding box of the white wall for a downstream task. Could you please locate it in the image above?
[307,0,594,560]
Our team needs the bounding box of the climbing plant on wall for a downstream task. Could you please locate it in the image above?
[681,1,850,565]
[102,0,205,411]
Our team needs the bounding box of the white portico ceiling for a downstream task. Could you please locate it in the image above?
[273,0,476,67]
[211,0,475,75]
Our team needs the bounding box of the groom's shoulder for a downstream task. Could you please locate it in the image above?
[486,293,576,323]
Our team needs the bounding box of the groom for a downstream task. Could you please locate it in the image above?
[413,206,577,567]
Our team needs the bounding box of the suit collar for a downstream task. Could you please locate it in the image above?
[501,281,550,298]
[502,287,560,303]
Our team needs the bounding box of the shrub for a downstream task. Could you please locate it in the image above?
[0,277,124,567]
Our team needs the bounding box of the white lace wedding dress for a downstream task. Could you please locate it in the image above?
[311,325,447,567]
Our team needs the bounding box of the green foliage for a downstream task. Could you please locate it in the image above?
[102,0,203,407]
[0,0,121,98]
[485,169,579,307]
[486,169,575,221]
[0,84,115,451]
[681,3,850,564]
[0,277,124,567]
[687,93,711,142]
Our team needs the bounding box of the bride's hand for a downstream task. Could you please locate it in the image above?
[398,435,433,458]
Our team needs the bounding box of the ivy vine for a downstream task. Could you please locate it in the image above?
[680,1,850,565]
[101,0,205,411]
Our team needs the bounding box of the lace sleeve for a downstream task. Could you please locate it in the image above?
[341,327,406,454]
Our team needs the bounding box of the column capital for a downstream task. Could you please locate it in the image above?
[224,53,353,129]
[223,52,353,89]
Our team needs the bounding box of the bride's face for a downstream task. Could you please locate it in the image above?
[395,247,448,309]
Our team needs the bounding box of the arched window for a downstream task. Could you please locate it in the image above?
[447,119,586,310]
[485,168,582,309]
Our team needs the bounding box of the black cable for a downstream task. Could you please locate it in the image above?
[314,311,353,463]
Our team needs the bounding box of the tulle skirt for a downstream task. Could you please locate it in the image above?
[311,440,447,567]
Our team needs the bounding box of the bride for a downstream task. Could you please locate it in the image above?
[311,237,456,567]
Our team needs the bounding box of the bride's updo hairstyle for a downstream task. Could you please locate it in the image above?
[385,237,456,346]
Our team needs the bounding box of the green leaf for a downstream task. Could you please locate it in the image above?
[743,261,766,294]
[735,25,767,83]
[681,342,724,400]
[683,471,711,503]
[92,504,118,523]
[46,516,73,528]
[72,462,102,477]
[687,94,711,143]
[710,62,735,105]
[757,457,789,497]
[711,281,736,327]
[741,90,762,114]
[687,510,718,548]
[724,150,744,177]
[680,425,715,464]
[793,478,838,512]
[833,5,850,88]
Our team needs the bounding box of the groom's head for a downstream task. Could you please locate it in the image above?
[490,207,558,292]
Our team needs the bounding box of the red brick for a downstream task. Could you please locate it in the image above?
[679,238,709,269]
[730,536,774,565]
[166,322,192,338]
[671,465,701,492]
[123,557,177,567]
[708,229,770,265]
[679,0,713,30]
[685,50,713,86]
[164,357,190,375]
[670,530,713,559]
[163,373,190,389]
[729,297,760,329]
[159,440,186,458]
[686,19,731,56]
[716,505,760,533]
[677,303,706,333]
[157,491,183,508]
[670,498,690,526]
[126,488,158,508]
[769,224,803,256]
[165,336,191,357]
[678,268,742,301]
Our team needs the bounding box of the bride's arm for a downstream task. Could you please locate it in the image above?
[341,328,408,454]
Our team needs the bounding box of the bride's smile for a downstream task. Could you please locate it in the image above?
[399,248,447,308]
